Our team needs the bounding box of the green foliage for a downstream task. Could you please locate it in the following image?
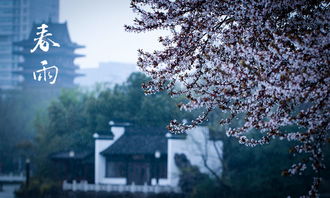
[221,139,309,197]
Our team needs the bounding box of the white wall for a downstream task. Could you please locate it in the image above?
[167,126,223,186]
[94,126,125,184]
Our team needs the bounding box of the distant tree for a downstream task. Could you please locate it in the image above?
[84,72,190,128]
[126,1,329,196]
[0,89,51,173]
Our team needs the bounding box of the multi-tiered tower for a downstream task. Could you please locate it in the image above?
[14,22,84,89]
[0,0,60,89]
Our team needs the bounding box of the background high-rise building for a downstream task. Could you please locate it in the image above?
[0,0,59,89]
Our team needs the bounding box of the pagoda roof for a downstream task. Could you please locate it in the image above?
[14,50,85,58]
[15,22,85,49]
[16,64,81,70]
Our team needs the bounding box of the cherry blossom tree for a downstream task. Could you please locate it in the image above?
[126,0,329,197]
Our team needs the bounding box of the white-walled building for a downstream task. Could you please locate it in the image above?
[93,122,222,188]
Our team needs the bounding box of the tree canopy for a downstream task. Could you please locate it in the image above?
[126,1,329,196]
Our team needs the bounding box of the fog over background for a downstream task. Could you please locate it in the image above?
[60,0,164,68]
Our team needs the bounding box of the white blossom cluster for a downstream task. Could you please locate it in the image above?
[126,0,329,196]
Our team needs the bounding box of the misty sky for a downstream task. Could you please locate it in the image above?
[60,0,164,68]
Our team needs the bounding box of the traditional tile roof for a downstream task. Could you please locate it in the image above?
[101,127,168,155]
